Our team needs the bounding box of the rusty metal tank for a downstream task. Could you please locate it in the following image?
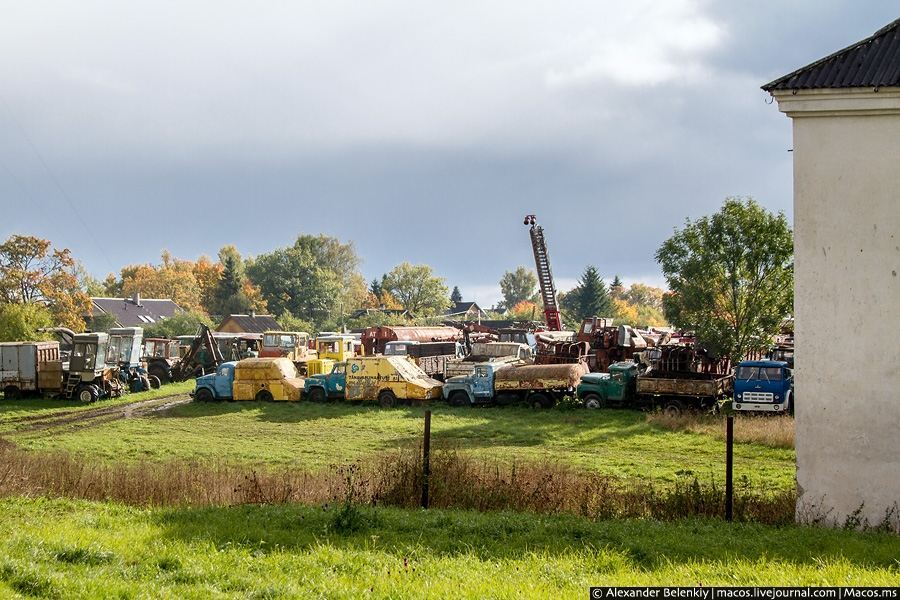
[493,362,588,391]
[361,326,461,355]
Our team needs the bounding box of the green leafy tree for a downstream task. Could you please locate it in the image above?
[0,302,52,342]
[383,263,450,316]
[276,311,317,335]
[87,312,118,333]
[499,267,539,309]
[143,310,213,339]
[562,266,611,322]
[625,283,665,311]
[450,286,463,303]
[247,245,342,325]
[656,197,793,362]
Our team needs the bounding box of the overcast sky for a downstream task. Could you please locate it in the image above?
[0,1,896,307]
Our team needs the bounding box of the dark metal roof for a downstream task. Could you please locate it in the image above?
[90,297,181,328]
[216,314,281,333]
[763,17,900,91]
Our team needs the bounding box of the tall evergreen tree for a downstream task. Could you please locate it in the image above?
[450,286,463,303]
[369,278,383,298]
[610,275,624,300]
[564,266,611,321]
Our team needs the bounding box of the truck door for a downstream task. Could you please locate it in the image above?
[215,364,234,398]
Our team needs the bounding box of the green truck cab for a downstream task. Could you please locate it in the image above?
[575,361,639,409]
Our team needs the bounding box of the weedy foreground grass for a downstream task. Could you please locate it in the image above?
[0,442,796,523]
[0,496,897,597]
[646,411,795,449]
[5,400,797,491]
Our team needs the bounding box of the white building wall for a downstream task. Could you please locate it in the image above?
[774,88,900,527]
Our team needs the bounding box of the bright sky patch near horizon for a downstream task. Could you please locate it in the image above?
[0,1,896,306]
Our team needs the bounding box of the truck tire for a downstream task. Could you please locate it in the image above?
[378,389,396,408]
[3,385,20,400]
[786,392,794,416]
[194,387,214,403]
[307,387,326,403]
[147,375,161,390]
[583,393,605,410]
[448,390,469,407]
[529,392,554,409]
[256,390,274,402]
[149,365,170,385]
[663,399,685,417]
[76,385,99,404]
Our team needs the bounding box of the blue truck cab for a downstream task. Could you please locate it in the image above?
[192,361,237,401]
[733,360,793,414]
[442,362,497,406]
[303,362,347,402]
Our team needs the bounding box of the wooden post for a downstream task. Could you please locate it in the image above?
[725,414,734,521]
[421,410,431,509]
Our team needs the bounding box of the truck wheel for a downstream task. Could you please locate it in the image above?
[256,390,274,402]
[786,393,794,416]
[3,385,20,400]
[194,387,214,403]
[76,385,99,404]
[529,393,554,409]
[583,393,605,410]
[149,366,170,385]
[147,375,161,390]
[308,387,326,403]
[378,390,396,408]
[448,391,469,407]
[663,399,685,417]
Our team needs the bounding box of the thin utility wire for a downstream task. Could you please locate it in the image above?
[0,95,114,272]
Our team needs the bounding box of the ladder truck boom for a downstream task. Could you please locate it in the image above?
[523,215,563,331]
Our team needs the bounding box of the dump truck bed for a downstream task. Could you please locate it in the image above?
[636,372,732,398]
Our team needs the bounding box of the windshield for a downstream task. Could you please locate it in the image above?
[73,342,97,369]
[385,344,407,356]
[736,366,783,382]
[106,336,130,364]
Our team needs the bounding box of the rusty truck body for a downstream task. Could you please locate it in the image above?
[443,361,587,408]
[1,341,63,398]
[383,340,463,381]
[443,341,532,379]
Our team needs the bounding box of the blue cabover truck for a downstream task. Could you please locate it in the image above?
[733,360,793,414]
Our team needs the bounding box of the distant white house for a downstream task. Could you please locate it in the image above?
[764,18,900,527]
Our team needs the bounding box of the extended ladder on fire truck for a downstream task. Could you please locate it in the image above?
[524,215,563,331]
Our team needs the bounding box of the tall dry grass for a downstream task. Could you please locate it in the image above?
[646,412,794,449]
[0,439,796,524]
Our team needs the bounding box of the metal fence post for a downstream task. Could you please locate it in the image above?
[421,410,431,509]
[725,414,734,521]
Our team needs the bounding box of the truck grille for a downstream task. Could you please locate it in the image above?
[742,391,774,403]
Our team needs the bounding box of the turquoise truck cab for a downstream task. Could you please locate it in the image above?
[733,360,793,414]
[575,361,639,408]
[442,362,497,406]
[192,362,237,401]
[303,362,347,402]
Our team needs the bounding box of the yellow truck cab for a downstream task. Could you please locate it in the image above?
[306,334,357,376]
[233,357,303,401]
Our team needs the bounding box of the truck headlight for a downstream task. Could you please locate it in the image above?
[774,395,780,400]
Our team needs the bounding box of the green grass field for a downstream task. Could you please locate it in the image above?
[4,398,796,490]
[0,497,896,597]
[0,381,195,427]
